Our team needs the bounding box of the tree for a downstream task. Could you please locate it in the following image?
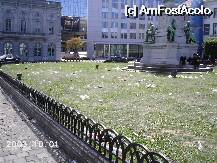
[205,38,217,59]
[66,37,84,54]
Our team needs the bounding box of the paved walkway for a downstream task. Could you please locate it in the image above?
[0,89,74,163]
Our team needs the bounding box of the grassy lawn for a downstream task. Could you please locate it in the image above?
[1,62,217,162]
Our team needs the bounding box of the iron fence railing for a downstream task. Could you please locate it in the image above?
[0,71,171,163]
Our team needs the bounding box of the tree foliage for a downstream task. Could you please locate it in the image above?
[205,38,217,58]
[66,37,84,52]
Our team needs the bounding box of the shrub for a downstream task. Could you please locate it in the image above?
[66,37,84,53]
[204,38,217,58]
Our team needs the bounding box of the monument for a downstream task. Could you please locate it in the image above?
[140,0,198,66]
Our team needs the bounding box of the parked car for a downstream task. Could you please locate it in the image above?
[79,54,89,60]
[126,57,136,61]
[104,56,128,63]
[0,55,21,64]
[62,51,90,61]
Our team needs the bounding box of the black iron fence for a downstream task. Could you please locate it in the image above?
[0,71,171,163]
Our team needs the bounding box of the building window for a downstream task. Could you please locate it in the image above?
[204,24,210,35]
[130,23,136,29]
[6,19,12,32]
[111,22,118,28]
[112,12,118,19]
[130,33,136,39]
[34,43,42,56]
[121,0,127,9]
[139,33,145,39]
[121,23,127,29]
[48,43,55,56]
[102,32,108,38]
[139,0,146,7]
[139,24,145,30]
[20,43,28,56]
[214,8,217,18]
[121,33,127,39]
[102,0,109,9]
[111,32,118,39]
[21,20,27,33]
[121,13,126,19]
[213,23,217,35]
[102,22,109,28]
[34,20,41,33]
[4,42,13,57]
[130,0,137,6]
[112,0,119,9]
[102,12,109,19]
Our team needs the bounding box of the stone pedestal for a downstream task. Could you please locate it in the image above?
[141,43,198,66]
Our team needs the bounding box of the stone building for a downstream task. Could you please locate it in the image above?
[0,0,61,61]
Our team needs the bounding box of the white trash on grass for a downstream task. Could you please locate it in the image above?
[79,95,90,101]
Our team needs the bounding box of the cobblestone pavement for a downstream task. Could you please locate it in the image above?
[0,88,75,163]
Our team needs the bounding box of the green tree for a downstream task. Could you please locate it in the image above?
[205,38,217,58]
[66,37,84,54]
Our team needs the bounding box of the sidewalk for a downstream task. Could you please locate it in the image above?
[0,88,73,163]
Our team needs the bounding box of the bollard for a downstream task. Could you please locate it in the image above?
[17,73,22,80]
[96,65,99,70]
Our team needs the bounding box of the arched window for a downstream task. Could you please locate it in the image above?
[34,43,42,56]
[48,43,55,56]
[20,43,28,56]
[33,12,41,33]
[4,42,13,57]
[33,20,41,33]
[6,19,12,32]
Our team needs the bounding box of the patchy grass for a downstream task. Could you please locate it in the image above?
[1,62,217,162]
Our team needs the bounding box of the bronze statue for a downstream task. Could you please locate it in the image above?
[184,21,196,44]
[145,23,157,44]
[167,19,176,42]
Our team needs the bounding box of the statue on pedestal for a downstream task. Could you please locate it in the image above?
[140,0,198,66]
[184,21,196,44]
[167,19,176,42]
[145,23,157,44]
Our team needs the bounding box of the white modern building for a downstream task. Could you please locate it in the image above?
[203,0,217,40]
[87,0,160,59]
[0,0,61,61]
